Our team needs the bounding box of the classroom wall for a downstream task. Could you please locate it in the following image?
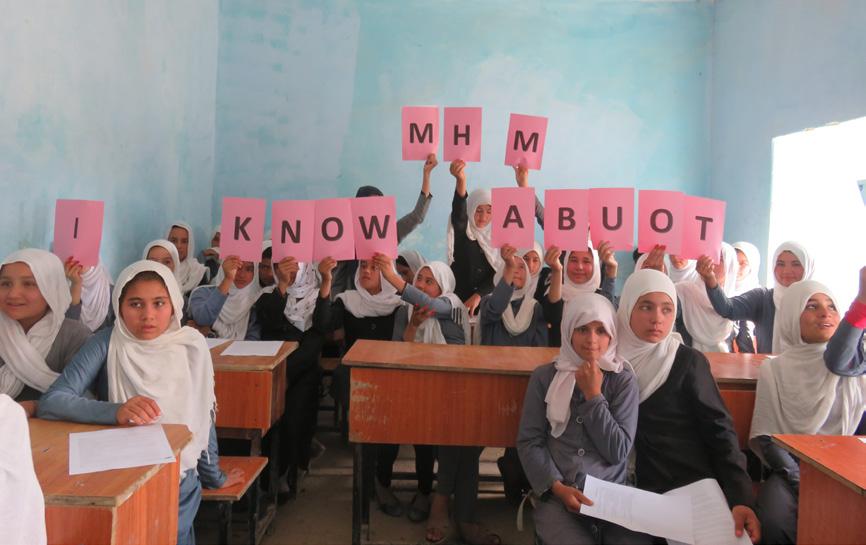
[214,0,715,264]
[710,0,866,277]
[0,0,219,275]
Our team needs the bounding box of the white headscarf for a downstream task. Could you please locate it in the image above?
[282,261,320,332]
[78,262,112,332]
[398,250,426,279]
[771,241,817,353]
[732,241,761,295]
[616,269,683,402]
[0,394,46,545]
[166,222,208,294]
[336,263,402,318]
[107,260,215,474]
[201,259,264,340]
[0,249,71,398]
[143,239,181,275]
[559,248,601,302]
[750,281,866,446]
[519,242,544,297]
[545,294,627,438]
[675,242,738,352]
[665,256,700,284]
[490,257,537,336]
[446,188,503,271]
[408,262,470,345]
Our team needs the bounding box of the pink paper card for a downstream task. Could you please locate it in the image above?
[543,189,589,252]
[491,187,536,249]
[53,199,104,268]
[352,196,398,260]
[402,106,439,161]
[443,107,482,162]
[680,196,727,262]
[220,197,266,262]
[314,198,355,261]
[589,188,635,251]
[504,113,548,170]
[271,200,315,263]
[637,190,685,255]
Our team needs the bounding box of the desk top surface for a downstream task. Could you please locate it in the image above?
[704,352,768,384]
[210,341,297,372]
[774,434,866,496]
[29,419,191,507]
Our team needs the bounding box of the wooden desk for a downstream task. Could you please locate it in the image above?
[30,419,191,545]
[773,435,866,544]
[705,352,767,449]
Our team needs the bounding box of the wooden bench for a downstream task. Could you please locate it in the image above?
[201,456,269,545]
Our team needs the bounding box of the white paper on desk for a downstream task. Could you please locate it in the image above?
[859,437,866,444]
[205,337,232,349]
[664,478,752,545]
[581,475,693,543]
[219,340,283,357]
[68,424,175,475]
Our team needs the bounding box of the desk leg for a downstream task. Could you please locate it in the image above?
[248,477,261,545]
[352,442,368,545]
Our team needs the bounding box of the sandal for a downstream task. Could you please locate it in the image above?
[458,522,501,545]
[374,481,404,518]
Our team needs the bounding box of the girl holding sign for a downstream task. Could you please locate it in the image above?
[167,222,210,294]
[696,241,816,353]
[188,254,264,340]
[38,261,242,545]
[0,249,92,417]
[749,277,866,544]
[517,293,648,545]
[616,269,760,543]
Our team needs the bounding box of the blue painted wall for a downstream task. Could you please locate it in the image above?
[0,1,219,276]
[214,0,714,264]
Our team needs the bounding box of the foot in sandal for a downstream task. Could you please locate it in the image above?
[426,493,450,543]
[374,480,404,517]
[458,521,502,545]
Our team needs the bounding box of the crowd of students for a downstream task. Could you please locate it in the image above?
[1,156,864,545]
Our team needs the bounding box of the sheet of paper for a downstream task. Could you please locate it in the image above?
[220,340,283,357]
[859,437,866,444]
[69,424,175,475]
[581,475,693,543]
[664,478,752,545]
[205,338,232,349]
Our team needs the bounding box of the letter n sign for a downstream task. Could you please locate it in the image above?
[402,106,439,160]
[220,197,266,262]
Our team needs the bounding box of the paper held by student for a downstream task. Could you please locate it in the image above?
[69,425,175,475]
[581,476,750,545]
[219,340,284,357]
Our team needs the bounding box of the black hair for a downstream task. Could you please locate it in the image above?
[395,256,409,268]
[355,185,384,198]
[262,246,273,260]
[632,249,643,264]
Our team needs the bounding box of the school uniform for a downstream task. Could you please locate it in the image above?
[0,249,92,402]
[518,294,649,545]
[750,281,866,544]
[0,394,47,545]
[618,270,754,514]
[38,261,226,545]
[188,261,267,340]
[705,241,815,353]
[167,221,210,294]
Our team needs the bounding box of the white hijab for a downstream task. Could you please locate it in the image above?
[336,263,402,318]
[408,262,470,345]
[446,188,503,271]
[675,242,738,352]
[143,239,181,276]
[201,260,264,340]
[520,242,544,297]
[545,294,627,438]
[0,249,71,398]
[398,250,426,278]
[0,394,46,545]
[750,281,866,446]
[616,269,683,402]
[665,256,700,284]
[771,241,817,353]
[732,241,761,295]
[282,261,320,332]
[107,260,216,474]
[79,262,112,332]
[166,222,208,294]
[559,248,601,302]
[491,257,537,337]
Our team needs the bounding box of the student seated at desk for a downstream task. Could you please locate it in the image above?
[0,249,91,417]
[395,249,426,285]
[750,278,866,544]
[167,221,210,294]
[63,258,112,333]
[188,254,265,340]
[617,269,760,544]
[1,393,47,545]
[518,293,648,545]
[374,255,468,529]
[255,253,323,498]
[38,261,242,545]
